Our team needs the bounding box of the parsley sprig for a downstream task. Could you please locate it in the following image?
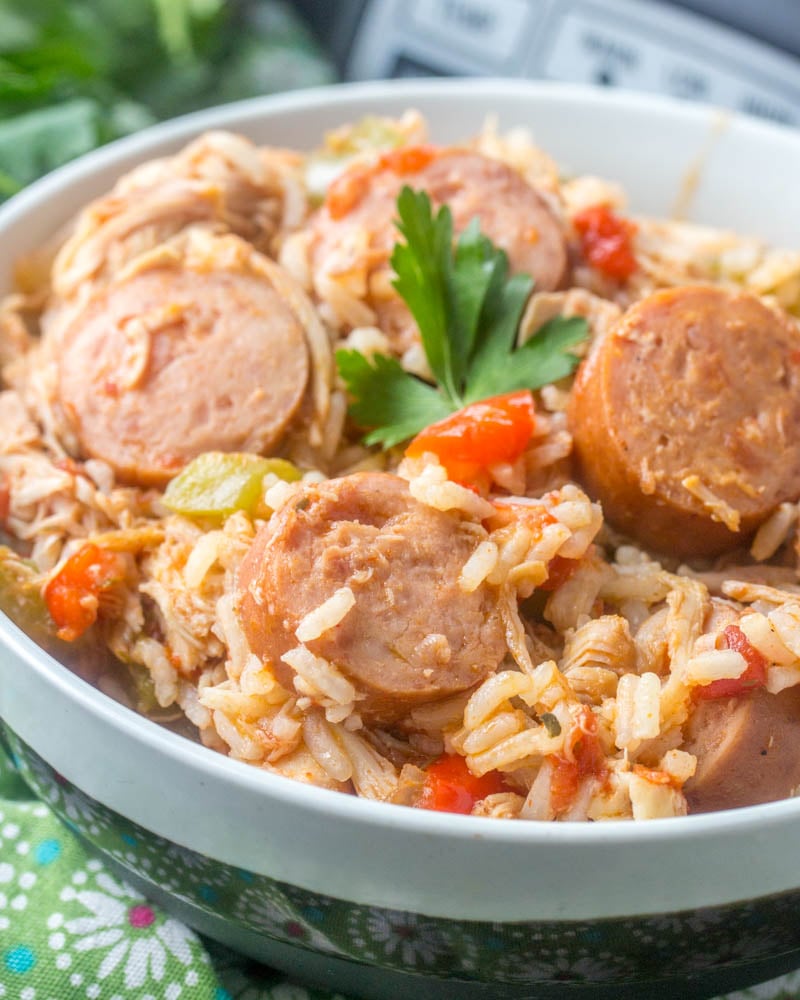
[336,186,588,448]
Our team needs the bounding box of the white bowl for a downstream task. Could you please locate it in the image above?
[3,79,800,998]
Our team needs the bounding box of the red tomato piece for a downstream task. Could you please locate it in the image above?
[325,145,438,220]
[695,624,768,700]
[405,390,536,486]
[632,763,680,788]
[415,754,508,815]
[376,145,437,175]
[44,543,126,642]
[326,166,372,220]
[547,706,606,817]
[487,497,556,532]
[549,756,580,817]
[539,554,580,592]
[573,203,638,280]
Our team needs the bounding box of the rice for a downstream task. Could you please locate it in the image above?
[280,644,357,706]
[681,474,741,532]
[459,540,499,593]
[403,457,495,519]
[613,672,661,750]
[628,771,687,820]
[183,530,224,588]
[660,749,697,784]
[765,602,800,658]
[461,710,527,755]
[131,636,179,707]
[295,586,355,641]
[464,671,533,730]
[302,711,353,783]
[685,649,748,686]
[738,611,796,666]
[750,501,799,560]
[467,725,562,777]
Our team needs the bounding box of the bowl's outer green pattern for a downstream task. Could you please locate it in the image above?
[4,723,800,989]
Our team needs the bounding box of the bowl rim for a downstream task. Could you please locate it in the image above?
[3,75,800,231]
[3,77,800,920]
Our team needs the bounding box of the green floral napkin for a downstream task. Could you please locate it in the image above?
[1,745,799,1000]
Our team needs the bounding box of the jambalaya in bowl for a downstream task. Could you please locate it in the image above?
[3,91,800,829]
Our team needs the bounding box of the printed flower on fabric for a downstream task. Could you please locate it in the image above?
[347,907,475,971]
[232,884,339,956]
[476,923,635,985]
[51,860,207,993]
[150,840,240,900]
[496,947,632,985]
[95,817,196,891]
[642,908,730,942]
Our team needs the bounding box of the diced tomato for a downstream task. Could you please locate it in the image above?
[547,706,606,817]
[573,203,638,280]
[325,145,438,220]
[487,495,556,532]
[376,145,437,175]
[549,756,581,817]
[540,554,579,592]
[695,623,768,700]
[326,166,373,220]
[632,763,680,789]
[405,390,536,486]
[415,753,508,815]
[43,543,126,642]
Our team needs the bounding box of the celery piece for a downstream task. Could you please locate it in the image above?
[163,452,301,521]
[0,545,52,641]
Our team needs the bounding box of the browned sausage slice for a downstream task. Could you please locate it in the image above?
[682,686,800,812]
[57,238,310,486]
[311,149,568,351]
[236,471,507,723]
[568,285,800,558]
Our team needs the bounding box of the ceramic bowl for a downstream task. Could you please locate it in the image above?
[2,79,800,1000]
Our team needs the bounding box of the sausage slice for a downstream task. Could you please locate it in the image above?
[568,285,800,558]
[683,687,800,812]
[57,235,310,486]
[236,471,507,723]
[52,131,285,298]
[311,148,568,351]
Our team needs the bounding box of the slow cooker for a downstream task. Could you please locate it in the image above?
[296,0,800,126]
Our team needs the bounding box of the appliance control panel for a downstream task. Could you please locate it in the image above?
[345,0,800,126]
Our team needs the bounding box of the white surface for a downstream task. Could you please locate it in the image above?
[2,79,800,924]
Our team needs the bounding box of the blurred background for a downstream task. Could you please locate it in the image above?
[2,0,800,201]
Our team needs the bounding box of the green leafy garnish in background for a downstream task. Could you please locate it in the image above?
[336,187,589,448]
[0,0,334,199]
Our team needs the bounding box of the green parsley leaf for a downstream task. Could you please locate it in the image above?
[450,218,509,384]
[466,314,588,402]
[390,187,460,405]
[335,349,450,449]
[337,184,589,447]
